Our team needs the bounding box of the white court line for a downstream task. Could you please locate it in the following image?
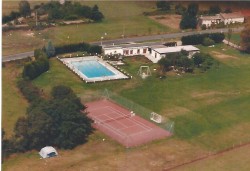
[106,106,152,130]
[89,105,152,131]
[91,115,126,137]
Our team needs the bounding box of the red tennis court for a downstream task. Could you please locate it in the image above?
[86,99,171,147]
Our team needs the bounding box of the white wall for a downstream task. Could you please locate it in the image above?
[104,48,123,55]
[224,17,244,25]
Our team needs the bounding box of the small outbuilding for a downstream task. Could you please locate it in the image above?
[39,146,58,159]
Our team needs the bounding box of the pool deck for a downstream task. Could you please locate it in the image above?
[58,56,130,83]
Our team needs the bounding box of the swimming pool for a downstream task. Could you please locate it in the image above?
[72,60,115,78]
[59,56,129,83]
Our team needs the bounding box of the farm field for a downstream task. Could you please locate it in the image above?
[2,1,173,56]
[3,43,250,170]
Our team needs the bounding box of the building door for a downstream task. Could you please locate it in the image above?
[137,49,140,54]
[143,48,147,53]
[130,50,133,54]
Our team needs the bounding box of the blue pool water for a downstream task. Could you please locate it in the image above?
[72,60,115,78]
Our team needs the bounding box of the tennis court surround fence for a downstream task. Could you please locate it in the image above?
[78,89,174,134]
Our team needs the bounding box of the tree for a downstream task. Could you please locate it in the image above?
[241,25,250,53]
[19,0,31,17]
[187,3,199,16]
[209,5,221,15]
[193,53,205,66]
[227,28,233,45]
[156,1,171,11]
[14,84,94,151]
[90,5,104,22]
[180,12,197,29]
[224,8,232,13]
[175,3,186,15]
[46,40,55,58]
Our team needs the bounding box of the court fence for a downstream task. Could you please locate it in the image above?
[78,89,174,134]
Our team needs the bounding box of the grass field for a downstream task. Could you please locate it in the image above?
[2,62,28,138]
[174,144,250,171]
[228,33,241,45]
[2,1,174,56]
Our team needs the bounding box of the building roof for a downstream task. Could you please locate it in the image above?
[199,15,222,21]
[241,10,250,17]
[153,45,199,54]
[103,42,165,49]
[220,12,244,19]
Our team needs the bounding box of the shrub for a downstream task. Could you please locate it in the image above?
[201,24,206,30]
[181,33,225,45]
[17,79,41,102]
[22,57,49,80]
[54,42,101,55]
[64,15,78,20]
[202,37,215,46]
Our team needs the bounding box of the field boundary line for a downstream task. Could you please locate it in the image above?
[164,141,250,171]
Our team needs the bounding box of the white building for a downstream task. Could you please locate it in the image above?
[149,45,200,63]
[102,43,199,63]
[199,15,222,27]
[199,11,244,27]
[220,12,245,25]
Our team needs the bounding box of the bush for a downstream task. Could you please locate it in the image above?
[17,79,41,102]
[181,33,225,45]
[22,57,49,80]
[202,37,215,46]
[54,42,101,55]
[2,11,21,24]
[64,15,78,20]
[201,24,206,30]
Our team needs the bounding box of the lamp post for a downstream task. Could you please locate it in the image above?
[101,36,104,46]
[100,33,107,46]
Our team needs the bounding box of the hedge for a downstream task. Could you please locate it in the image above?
[54,42,102,55]
[22,57,49,80]
[181,33,225,45]
[17,79,41,102]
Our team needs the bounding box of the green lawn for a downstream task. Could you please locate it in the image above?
[2,63,28,138]
[225,32,241,45]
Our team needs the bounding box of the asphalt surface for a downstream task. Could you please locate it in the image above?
[2,27,244,62]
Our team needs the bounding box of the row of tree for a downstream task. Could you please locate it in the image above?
[3,0,31,23]
[3,0,104,24]
[181,33,225,45]
[3,84,94,160]
[158,50,216,73]
[38,1,104,22]
[156,1,232,16]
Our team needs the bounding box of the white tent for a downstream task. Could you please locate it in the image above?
[39,146,58,159]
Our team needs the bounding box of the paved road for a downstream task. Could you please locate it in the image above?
[92,27,244,46]
[2,51,34,62]
[2,27,243,62]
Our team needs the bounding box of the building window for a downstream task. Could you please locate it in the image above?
[123,50,129,55]
[130,50,133,54]
[155,53,157,58]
